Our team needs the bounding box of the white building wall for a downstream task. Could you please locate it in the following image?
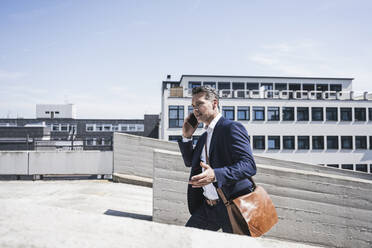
[36,104,76,119]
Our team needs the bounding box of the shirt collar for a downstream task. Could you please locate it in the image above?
[204,113,222,132]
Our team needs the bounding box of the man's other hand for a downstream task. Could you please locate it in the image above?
[189,162,215,188]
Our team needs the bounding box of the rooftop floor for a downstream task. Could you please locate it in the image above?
[0,180,322,248]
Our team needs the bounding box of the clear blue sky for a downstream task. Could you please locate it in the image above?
[1,0,371,118]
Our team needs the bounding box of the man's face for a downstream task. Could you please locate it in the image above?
[191,92,217,124]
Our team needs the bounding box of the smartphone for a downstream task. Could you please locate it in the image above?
[187,113,199,128]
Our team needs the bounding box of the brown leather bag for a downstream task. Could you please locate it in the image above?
[204,142,278,237]
[217,179,278,237]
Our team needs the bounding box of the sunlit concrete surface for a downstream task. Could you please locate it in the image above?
[0,180,321,248]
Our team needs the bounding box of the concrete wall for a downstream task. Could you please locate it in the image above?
[113,133,179,178]
[0,151,112,175]
[153,149,372,248]
[0,151,29,175]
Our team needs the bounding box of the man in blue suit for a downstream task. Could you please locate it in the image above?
[178,86,257,234]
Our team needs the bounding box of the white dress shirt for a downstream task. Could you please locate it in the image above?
[183,113,221,200]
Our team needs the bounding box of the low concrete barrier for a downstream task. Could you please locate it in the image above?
[29,151,113,175]
[113,133,179,178]
[0,151,29,175]
[153,149,372,248]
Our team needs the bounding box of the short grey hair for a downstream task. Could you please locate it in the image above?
[191,86,219,101]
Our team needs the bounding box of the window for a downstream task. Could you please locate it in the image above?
[52,124,59,131]
[312,107,323,121]
[233,82,245,97]
[340,108,352,121]
[275,83,287,91]
[136,124,144,132]
[327,136,339,149]
[369,108,372,121]
[330,84,342,92]
[268,136,280,149]
[55,111,60,114]
[121,125,128,131]
[355,108,366,121]
[303,84,315,91]
[203,82,216,88]
[326,108,338,121]
[86,124,94,131]
[356,164,367,172]
[289,84,301,98]
[222,106,235,120]
[237,107,250,121]
[355,136,367,149]
[45,111,50,114]
[112,125,119,131]
[268,107,280,121]
[85,138,95,146]
[253,107,265,120]
[60,124,68,131]
[341,164,353,170]
[168,135,182,142]
[246,83,259,90]
[341,136,353,149]
[253,136,265,149]
[312,136,324,150]
[128,124,136,132]
[297,107,309,121]
[298,136,309,150]
[188,81,201,88]
[282,107,294,121]
[169,106,184,128]
[370,136,372,150]
[96,125,103,131]
[283,136,295,150]
[261,83,273,98]
[218,82,230,90]
[103,125,112,131]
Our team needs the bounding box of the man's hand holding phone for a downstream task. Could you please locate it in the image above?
[182,113,199,139]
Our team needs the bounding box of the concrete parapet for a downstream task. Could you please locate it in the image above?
[113,133,179,178]
[153,149,372,248]
[0,151,29,175]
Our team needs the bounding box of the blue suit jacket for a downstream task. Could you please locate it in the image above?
[178,117,257,214]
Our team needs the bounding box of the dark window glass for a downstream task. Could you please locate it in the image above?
[237,107,250,121]
[253,107,265,120]
[282,107,294,121]
[268,107,280,121]
[356,164,367,172]
[327,164,339,168]
[218,82,230,90]
[203,82,216,88]
[253,136,265,149]
[188,81,201,88]
[369,108,372,121]
[297,107,309,121]
[298,136,310,150]
[275,83,287,91]
[246,83,259,90]
[188,106,203,128]
[370,136,372,150]
[355,108,366,121]
[233,82,245,97]
[341,164,353,170]
[316,84,329,91]
[326,108,338,121]
[330,84,342,91]
[340,108,352,121]
[303,84,315,91]
[341,136,353,149]
[312,136,324,150]
[168,135,182,142]
[262,83,273,98]
[355,136,367,149]
[289,84,301,99]
[327,136,339,149]
[268,136,280,149]
[222,106,235,120]
[169,106,184,128]
[312,107,324,121]
[283,136,295,149]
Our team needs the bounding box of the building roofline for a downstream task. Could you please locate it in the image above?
[180,74,354,81]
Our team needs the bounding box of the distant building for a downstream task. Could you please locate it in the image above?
[161,74,372,174]
[0,104,159,151]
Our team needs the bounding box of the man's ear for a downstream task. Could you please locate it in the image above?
[213,99,219,110]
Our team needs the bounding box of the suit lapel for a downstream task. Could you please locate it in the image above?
[193,132,207,168]
[208,117,224,162]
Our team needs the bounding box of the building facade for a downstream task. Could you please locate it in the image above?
[161,75,372,174]
[0,105,159,151]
